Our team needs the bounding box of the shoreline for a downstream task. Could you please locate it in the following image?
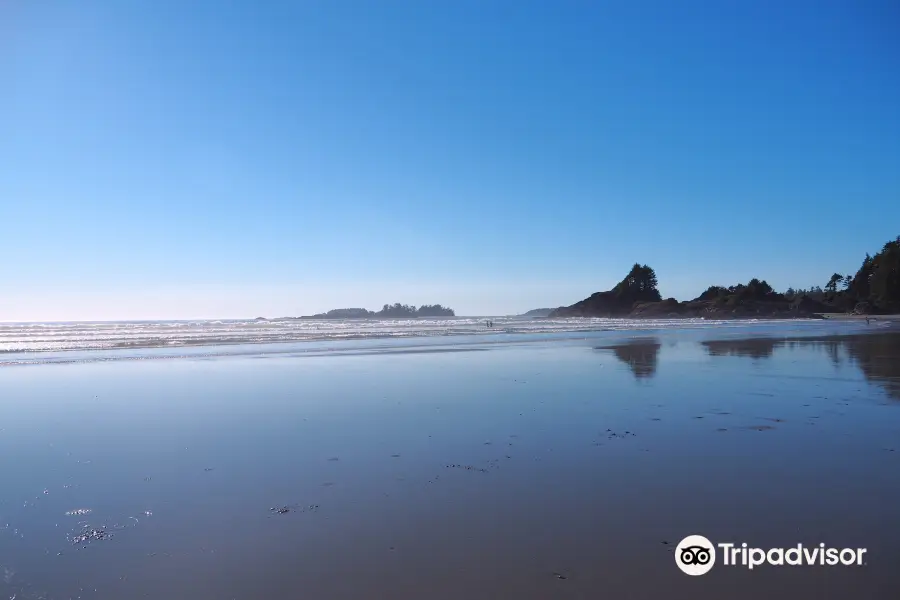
[1,319,893,367]
[819,313,900,321]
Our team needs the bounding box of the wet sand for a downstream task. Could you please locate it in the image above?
[1,328,899,598]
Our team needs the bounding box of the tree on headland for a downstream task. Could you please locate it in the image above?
[745,278,774,297]
[696,285,729,300]
[643,265,659,292]
[550,235,899,319]
[614,264,661,301]
[691,236,899,314]
[848,254,874,299]
[866,237,900,311]
[785,236,900,314]
[825,273,844,294]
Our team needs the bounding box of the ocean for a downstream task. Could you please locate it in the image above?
[0,316,872,365]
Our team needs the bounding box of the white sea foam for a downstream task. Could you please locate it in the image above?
[0,316,829,356]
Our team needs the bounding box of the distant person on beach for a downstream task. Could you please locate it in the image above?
[866,317,870,325]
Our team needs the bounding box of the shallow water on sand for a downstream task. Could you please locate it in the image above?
[1,328,899,599]
[0,316,874,360]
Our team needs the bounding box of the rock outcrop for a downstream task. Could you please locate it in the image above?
[549,268,827,319]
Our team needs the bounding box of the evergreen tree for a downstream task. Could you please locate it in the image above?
[825,273,843,294]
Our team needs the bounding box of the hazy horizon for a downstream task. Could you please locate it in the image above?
[0,271,879,323]
[0,279,589,322]
[0,276,714,322]
[3,1,898,322]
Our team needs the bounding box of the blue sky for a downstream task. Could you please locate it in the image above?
[2,0,898,319]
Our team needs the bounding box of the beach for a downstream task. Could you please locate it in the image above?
[1,320,899,599]
[6,0,898,596]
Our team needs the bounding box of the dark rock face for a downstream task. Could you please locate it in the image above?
[853,302,873,315]
[790,295,830,314]
[626,299,826,319]
[551,291,633,317]
[521,308,555,317]
[629,298,680,318]
[551,264,662,317]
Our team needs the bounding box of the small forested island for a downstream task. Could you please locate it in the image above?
[299,303,455,319]
[550,235,900,319]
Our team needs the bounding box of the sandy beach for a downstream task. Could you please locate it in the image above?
[821,313,900,322]
[0,321,898,599]
[5,0,898,596]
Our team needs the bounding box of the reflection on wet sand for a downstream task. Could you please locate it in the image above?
[595,338,661,379]
[701,333,900,400]
[841,334,900,399]
[2,330,900,599]
[702,338,777,359]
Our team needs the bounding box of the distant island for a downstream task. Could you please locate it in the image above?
[520,308,554,317]
[298,303,455,319]
[550,235,899,319]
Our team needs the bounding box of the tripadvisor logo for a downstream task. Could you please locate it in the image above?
[674,535,867,576]
[675,535,716,576]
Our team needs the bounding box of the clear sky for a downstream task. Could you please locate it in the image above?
[2,0,898,320]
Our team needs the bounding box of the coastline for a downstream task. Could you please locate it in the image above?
[0,317,892,367]
[820,313,900,322]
